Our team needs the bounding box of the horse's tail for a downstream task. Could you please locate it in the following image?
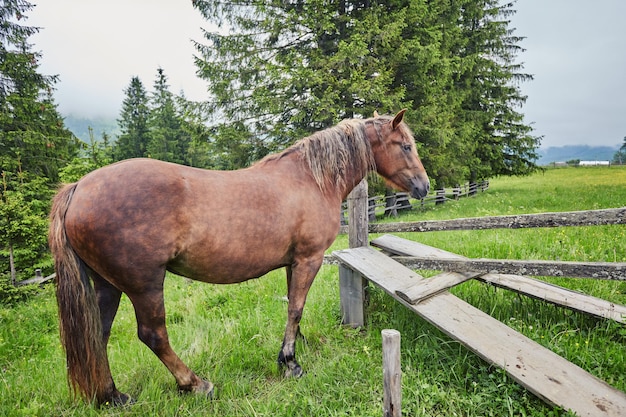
[49,183,108,402]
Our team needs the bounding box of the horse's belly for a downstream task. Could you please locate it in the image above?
[167,250,289,284]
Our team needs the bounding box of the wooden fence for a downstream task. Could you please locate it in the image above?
[332,180,626,416]
[340,180,489,225]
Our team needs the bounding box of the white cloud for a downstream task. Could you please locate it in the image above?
[29,0,212,118]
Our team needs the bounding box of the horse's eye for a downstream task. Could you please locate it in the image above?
[402,143,412,151]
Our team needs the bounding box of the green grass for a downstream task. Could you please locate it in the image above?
[1,166,625,416]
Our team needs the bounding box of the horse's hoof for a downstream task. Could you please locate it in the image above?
[101,392,133,407]
[284,364,304,378]
[190,380,215,399]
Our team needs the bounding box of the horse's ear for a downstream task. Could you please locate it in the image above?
[392,109,407,130]
[373,110,380,117]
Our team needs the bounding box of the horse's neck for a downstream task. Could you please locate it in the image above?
[339,167,369,200]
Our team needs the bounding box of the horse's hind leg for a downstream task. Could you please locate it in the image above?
[92,273,131,405]
[127,283,213,396]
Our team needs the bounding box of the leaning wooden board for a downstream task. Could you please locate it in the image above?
[333,246,626,416]
[371,234,626,323]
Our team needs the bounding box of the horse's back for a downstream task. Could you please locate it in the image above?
[63,158,339,285]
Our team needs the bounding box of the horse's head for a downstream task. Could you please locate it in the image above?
[370,109,430,199]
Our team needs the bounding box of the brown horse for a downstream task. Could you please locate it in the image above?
[48,110,429,405]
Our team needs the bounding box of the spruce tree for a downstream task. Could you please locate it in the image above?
[1,0,78,183]
[115,76,150,160]
[192,0,540,183]
[193,0,409,163]
[147,68,189,163]
[0,0,79,284]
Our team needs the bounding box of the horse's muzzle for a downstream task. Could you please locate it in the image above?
[409,177,430,199]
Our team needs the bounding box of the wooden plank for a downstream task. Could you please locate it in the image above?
[369,207,626,233]
[372,234,626,321]
[477,274,626,324]
[17,272,56,286]
[392,257,626,281]
[339,265,367,328]
[333,247,626,416]
[334,247,423,292]
[395,271,480,305]
[373,234,626,281]
[372,234,459,259]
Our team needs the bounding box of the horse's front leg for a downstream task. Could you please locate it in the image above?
[278,257,322,377]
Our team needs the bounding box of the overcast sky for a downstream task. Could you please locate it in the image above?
[29,0,626,149]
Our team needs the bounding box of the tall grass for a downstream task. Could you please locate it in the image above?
[1,166,624,416]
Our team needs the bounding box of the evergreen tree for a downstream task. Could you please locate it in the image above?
[146,68,189,163]
[1,0,79,183]
[115,76,150,160]
[612,136,626,165]
[175,93,214,168]
[59,128,114,182]
[192,0,540,182]
[194,0,408,160]
[0,0,79,285]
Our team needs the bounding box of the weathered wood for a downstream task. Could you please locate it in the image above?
[477,274,626,323]
[369,207,626,233]
[333,247,626,416]
[17,272,56,286]
[348,179,369,248]
[396,271,481,305]
[371,233,626,280]
[339,181,490,234]
[339,265,367,328]
[372,235,626,281]
[372,234,458,259]
[382,329,402,417]
[392,257,626,281]
[340,179,369,327]
[371,234,626,322]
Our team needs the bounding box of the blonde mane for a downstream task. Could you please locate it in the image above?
[260,116,400,191]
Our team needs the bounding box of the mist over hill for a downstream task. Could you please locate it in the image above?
[536,145,619,165]
[63,114,119,142]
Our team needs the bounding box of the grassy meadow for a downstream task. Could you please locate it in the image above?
[1,166,625,416]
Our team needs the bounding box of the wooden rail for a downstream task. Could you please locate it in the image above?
[340,180,489,226]
[388,257,626,281]
[16,269,56,286]
[371,234,626,323]
[368,207,626,233]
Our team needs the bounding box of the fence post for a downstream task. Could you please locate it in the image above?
[469,182,477,196]
[340,179,368,327]
[435,189,445,205]
[382,329,402,417]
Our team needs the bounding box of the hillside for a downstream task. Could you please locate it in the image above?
[63,114,119,142]
[536,144,619,165]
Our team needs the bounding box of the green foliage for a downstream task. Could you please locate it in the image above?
[111,69,212,168]
[58,126,115,183]
[192,0,541,178]
[115,76,151,160]
[0,273,39,306]
[0,0,77,289]
[613,136,626,164]
[0,170,50,293]
[0,0,79,184]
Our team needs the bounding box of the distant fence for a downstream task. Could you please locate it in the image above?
[340,180,489,227]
